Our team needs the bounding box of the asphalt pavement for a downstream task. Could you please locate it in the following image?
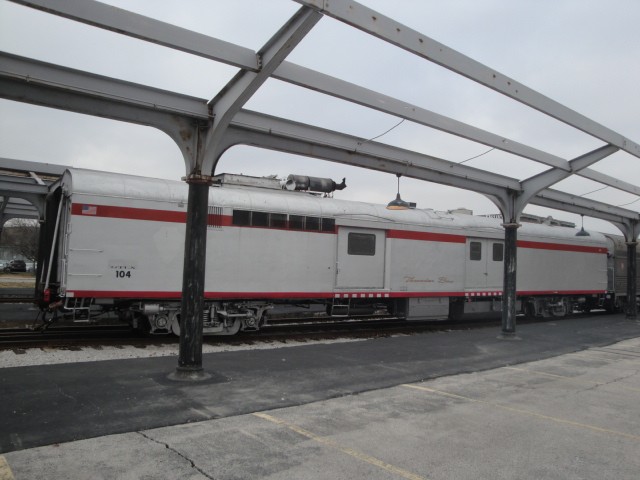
[1,313,639,479]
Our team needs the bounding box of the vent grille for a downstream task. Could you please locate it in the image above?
[208,206,222,229]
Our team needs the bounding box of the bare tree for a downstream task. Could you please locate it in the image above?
[1,219,39,262]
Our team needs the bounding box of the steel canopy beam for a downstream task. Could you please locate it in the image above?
[0,52,522,195]
[224,125,508,200]
[10,0,259,70]
[0,179,49,197]
[2,53,637,227]
[0,52,209,120]
[202,6,322,173]
[531,189,640,224]
[295,0,640,162]
[516,145,620,214]
[0,158,68,177]
[0,52,208,169]
[227,111,640,225]
[578,169,640,197]
[9,1,639,197]
[230,109,521,192]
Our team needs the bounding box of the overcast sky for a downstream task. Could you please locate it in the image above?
[1,0,639,234]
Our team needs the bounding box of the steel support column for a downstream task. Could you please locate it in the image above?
[501,223,520,337]
[169,175,212,381]
[627,241,638,320]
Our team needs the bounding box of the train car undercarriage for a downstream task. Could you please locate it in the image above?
[37,291,630,335]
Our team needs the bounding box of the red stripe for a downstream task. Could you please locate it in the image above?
[517,290,606,296]
[71,204,186,223]
[66,289,606,299]
[214,215,233,227]
[517,240,607,254]
[70,203,607,254]
[387,229,466,243]
[68,290,336,299]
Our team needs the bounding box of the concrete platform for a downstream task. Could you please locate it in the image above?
[1,314,639,479]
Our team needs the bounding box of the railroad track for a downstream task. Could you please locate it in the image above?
[0,316,501,350]
[0,296,34,303]
[0,325,145,350]
[0,312,607,351]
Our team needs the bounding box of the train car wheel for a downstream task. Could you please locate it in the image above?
[170,315,181,336]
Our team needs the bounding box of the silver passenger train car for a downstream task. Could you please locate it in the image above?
[36,169,636,335]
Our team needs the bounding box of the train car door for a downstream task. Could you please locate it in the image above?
[336,227,385,288]
[465,238,504,289]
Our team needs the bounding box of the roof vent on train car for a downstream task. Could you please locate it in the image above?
[448,208,473,215]
[284,175,347,194]
[213,173,284,190]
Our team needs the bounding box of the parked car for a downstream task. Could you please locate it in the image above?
[3,259,27,273]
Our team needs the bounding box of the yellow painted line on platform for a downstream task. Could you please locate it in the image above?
[402,384,640,442]
[504,366,640,393]
[0,456,15,480]
[253,412,427,480]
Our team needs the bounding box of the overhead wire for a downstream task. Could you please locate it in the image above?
[458,147,495,164]
[617,197,640,207]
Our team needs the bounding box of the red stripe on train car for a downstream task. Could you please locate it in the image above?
[67,291,337,299]
[517,290,606,296]
[387,230,466,243]
[517,240,607,254]
[71,203,233,226]
[67,289,608,299]
[70,203,607,255]
[71,203,187,223]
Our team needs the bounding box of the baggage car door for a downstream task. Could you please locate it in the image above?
[465,238,504,289]
[336,227,385,288]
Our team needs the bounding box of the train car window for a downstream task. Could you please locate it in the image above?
[348,232,376,255]
[305,216,320,231]
[470,241,482,261]
[251,211,269,227]
[232,209,251,226]
[289,215,304,230]
[321,218,336,232]
[270,213,287,228]
[492,243,504,262]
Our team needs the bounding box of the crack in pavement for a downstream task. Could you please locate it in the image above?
[137,431,215,480]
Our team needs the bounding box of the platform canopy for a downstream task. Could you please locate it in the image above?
[0,0,638,233]
[0,158,67,229]
[0,1,638,367]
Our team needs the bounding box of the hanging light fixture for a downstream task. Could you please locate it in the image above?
[386,174,410,210]
[575,214,590,236]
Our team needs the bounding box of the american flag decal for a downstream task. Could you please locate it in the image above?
[82,204,97,215]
